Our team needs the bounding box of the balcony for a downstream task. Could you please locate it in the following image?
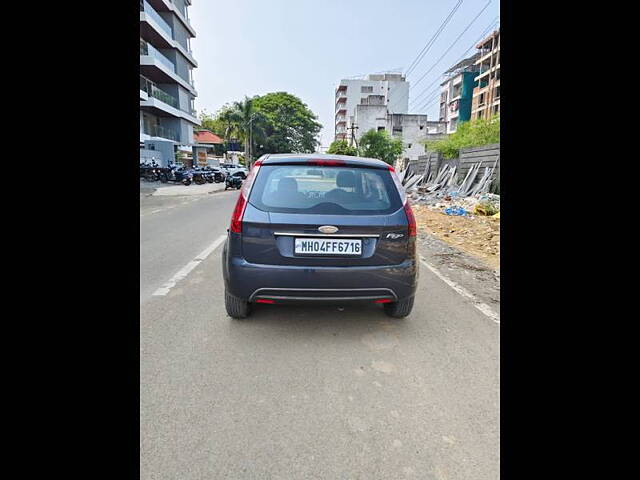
[140,75,179,108]
[142,123,178,142]
[166,0,196,37]
[140,39,176,73]
[140,0,173,38]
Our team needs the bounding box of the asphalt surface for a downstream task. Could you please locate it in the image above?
[140,190,500,479]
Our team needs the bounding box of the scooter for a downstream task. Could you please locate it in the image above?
[225,173,243,190]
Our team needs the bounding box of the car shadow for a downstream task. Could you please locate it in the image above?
[230,302,417,343]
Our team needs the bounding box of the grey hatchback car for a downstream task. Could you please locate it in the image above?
[222,153,418,319]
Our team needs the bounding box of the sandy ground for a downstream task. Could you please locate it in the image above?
[413,204,500,271]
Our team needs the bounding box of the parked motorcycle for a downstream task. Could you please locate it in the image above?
[165,164,191,185]
[225,171,244,190]
[140,160,161,182]
[191,168,207,185]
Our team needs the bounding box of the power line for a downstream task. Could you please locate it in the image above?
[415,17,498,118]
[408,0,492,94]
[409,16,499,111]
[404,1,463,78]
[389,2,494,115]
[411,18,499,114]
[410,20,499,114]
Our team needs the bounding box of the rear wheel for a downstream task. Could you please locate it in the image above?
[225,289,250,319]
[383,296,414,318]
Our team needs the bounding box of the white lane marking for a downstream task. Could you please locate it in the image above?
[419,256,500,324]
[151,209,162,214]
[152,234,227,296]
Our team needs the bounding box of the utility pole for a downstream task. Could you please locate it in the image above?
[347,123,359,150]
[246,113,258,168]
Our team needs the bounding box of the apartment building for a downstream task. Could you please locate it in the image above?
[334,73,409,142]
[471,29,500,120]
[353,105,446,161]
[439,54,479,134]
[140,0,199,159]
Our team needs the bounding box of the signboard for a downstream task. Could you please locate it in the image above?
[197,150,207,166]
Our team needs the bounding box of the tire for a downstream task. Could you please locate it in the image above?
[182,179,191,186]
[383,296,414,318]
[207,177,214,183]
[225,289,250,319]
[159,173,168,183]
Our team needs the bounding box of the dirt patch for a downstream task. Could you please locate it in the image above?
[412,204,500,271]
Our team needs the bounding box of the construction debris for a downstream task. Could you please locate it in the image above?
[400,158,500,216]
[444,206,468,216]
[400,158,501,270]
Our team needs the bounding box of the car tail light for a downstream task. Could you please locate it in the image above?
[404,201,417,237]
[375,299,393,303]
[256,299,275,304]
[306,159,345,166]
[229,193,247,233]
[229,160,262,234]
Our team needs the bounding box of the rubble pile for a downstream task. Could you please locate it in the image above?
[398,159,501,270]
[399,159,500,217]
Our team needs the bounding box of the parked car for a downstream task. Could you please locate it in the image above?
[222,154,418,319]
[220,163,247,178]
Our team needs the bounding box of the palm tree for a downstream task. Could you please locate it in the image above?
[215,107,240,148]
[232,96,266,162]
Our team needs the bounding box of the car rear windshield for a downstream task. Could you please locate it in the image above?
[248,164,403,215]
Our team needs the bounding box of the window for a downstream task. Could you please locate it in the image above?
[479,93,485,105]
[249,165,402,215]
[419,125,424,130]
[377,126,385,132]
[361,86,373,93]
[408,143,412,148]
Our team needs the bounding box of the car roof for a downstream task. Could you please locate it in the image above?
[259,153,390,169]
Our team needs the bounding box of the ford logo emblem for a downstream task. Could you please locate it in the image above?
[318,225,339,234]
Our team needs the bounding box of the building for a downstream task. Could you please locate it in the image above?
[191,130,224,166]
[334,73,409,142]
[353,105,446,161]
[140,0,199,165]
[471,29,500,120]
[439,54,479,134]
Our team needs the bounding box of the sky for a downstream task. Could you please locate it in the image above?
[189,0,499,150]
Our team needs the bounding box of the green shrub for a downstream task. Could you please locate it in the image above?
[426,115,500,159]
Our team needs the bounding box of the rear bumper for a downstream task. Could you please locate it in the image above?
[223,256,418,302]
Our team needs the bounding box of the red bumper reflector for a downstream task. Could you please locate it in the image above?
[375,299,393,303]
[256,299,275,304]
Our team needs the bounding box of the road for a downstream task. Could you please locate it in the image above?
[140,189,500,480]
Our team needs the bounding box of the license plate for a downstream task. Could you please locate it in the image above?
[294,238,362,256]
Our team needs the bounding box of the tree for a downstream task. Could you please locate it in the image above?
[231,96,267,162]
[252,92,322,157]
[425,115,500,159]
[197,109,225,136]
[358,129,403,165]
[326,139,358,156]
